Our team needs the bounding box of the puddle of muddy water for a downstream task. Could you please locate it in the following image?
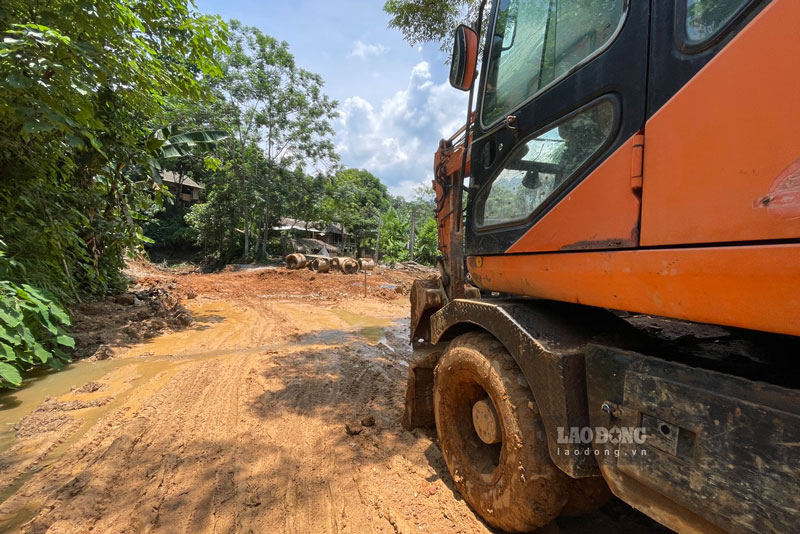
[0,359,125,451]
[1,303,404,470]
[0,356,190,531]
[330,309,393,343]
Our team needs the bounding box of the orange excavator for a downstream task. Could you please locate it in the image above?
[404,1,800,533]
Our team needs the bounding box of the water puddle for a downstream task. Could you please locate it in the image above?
[331,309,393,343]
[0,359,126,451]
[0,356,187,530]
[0,306,395,454]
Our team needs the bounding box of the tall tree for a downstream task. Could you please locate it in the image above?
[0,0,227,382]
[322,169,391,253]
[384,0,487,53]
[213,22,338,258]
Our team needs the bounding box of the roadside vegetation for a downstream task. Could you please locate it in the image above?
[0,0,438,385]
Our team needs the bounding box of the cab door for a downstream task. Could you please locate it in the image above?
[640,0,800,246]
[466,0,650,256]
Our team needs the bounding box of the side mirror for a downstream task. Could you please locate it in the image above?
[449,24,479,91]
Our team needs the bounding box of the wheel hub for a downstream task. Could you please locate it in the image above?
[472,398,501,444]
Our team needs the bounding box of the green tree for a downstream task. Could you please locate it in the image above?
[387,184,437,264]
[211,22,338,258]
[384,0,482,53]
[0,0,226,382]
[414,217,439,265]
[185,173,243,261]
[322,169,391,253]
[0,0,227,299]
[379,208,411,264]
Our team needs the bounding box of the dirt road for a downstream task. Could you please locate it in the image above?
[0,265,668,534]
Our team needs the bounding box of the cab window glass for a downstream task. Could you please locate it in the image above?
[686,0,750,43]
[476,100,615,228]
[482,0,625,127]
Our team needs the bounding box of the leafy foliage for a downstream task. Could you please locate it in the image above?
[0,0,226,383]
[414,217,439,265]
[379,208,411,264]
[151,127,230,161]
[181,22,339,261]
[0,0,228,302]
[143,206,199,252]
[373,186,438,265]
[321,169,392,252]
[0,243,73,387]
[384,0,489,54]
[0,280,73,387]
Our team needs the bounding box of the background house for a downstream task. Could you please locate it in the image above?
[162,171,204,204]
[274,218,355,255]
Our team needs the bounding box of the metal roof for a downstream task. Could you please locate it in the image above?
[161,171,205,189]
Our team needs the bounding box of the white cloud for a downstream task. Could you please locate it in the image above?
[388,178,431,198]
[335,61,467,198]
[348,40,387,59]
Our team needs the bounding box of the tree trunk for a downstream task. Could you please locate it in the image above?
[409,209,416,261]
[260,187,271,257]
[261,209,269,256]
[241,174,250,257]
[254,212,263,257]
[374,217,382,263]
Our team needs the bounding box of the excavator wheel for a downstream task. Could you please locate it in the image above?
[433,332,569,532]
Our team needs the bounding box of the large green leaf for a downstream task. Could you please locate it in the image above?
[0,308,21,329]
[22,284,49,303]
[0,362,22,386]
[49,303,71,326]
[0,325,20,345]
[33,343,52,363]
[0,342,14,360]
[167,130,229,145]
[56,335,75,349]
[157,130,229,159]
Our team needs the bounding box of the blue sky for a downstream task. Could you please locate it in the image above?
[194,0,469,198]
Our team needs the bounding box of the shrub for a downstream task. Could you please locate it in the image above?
[0,280,73,387]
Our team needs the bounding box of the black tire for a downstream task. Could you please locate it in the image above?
[433,332,569,532]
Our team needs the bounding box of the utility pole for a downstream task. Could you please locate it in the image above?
[374,216,382,263]
[409,209,416,261]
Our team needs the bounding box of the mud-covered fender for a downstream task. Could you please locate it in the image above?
[427,298,632,479]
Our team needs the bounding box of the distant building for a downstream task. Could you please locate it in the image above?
[274,218,355,254]
[161,171,204,204]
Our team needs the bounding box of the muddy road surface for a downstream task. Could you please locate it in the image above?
[0,265,669,533]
